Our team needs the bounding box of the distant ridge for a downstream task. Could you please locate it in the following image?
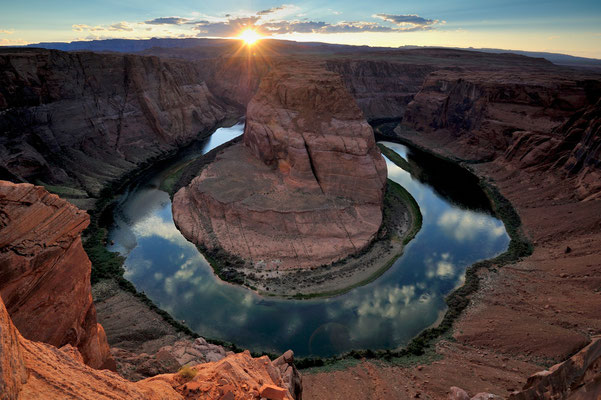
[5,37,600,68]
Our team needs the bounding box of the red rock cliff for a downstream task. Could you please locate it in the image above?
[0,180,113,370]
[0,292,300,399]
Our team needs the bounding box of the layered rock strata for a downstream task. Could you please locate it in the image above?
[402,70,601,191]
[173,62,387,270]
[0,292,300,399]
[0,180,113,370]
[0,48,234,206]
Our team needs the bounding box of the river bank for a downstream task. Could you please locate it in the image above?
[304,125,601,399]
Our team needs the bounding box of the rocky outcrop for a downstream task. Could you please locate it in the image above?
[0,180,113,370]
[173,62,387,270]
[0,292,300,400]
[508,336,601,399]
[0,48,234,205]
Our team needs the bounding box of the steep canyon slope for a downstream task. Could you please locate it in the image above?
[0,48,237,208]
[0,291,301,400]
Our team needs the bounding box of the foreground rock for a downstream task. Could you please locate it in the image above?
[509,335,601,399]
[0,180,113,370]
[0,292,301,400]
[173,62,387,273]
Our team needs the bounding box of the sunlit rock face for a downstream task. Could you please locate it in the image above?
[173,61,387,269]
[0,180,114,370]
[0,292,300,400]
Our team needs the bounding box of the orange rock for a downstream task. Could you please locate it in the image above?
[1,290,301,399]
[260,384,288,400]
[0,181,113,370]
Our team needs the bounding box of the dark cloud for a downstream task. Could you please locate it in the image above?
[192,11,439,37]
[145,17,191,25]
[257,6,285,16]
[375,14,437,26]
[194,16,261,36]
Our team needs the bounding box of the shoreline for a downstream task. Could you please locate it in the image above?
[191,178,422,300]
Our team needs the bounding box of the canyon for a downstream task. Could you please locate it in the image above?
[0,40,600,399]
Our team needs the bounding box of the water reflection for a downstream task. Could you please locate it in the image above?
[107,131,510,357]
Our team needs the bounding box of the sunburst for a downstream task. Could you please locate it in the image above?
[239,29,261,45]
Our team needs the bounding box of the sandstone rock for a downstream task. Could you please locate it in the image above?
[0,180,113,370]
[1,292,301,399]
[0,292,27,400]
[326,59,435,120]
[509,336,601,399]
[260,384,288,400]
[449,386,470,400]
[173,62,387,270]
[403,70,591,162]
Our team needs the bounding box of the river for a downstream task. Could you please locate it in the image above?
[106,123,509,357]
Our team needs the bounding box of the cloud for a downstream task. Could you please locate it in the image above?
[375,13,438,27]
[0,29,14,35]
[72,24,91,32]
[425,252,456,279]
[193,13,438,37]
[73,22,134,32]
[257,6,286,16]
[194,16,261,36]
[437,209,506,242]
[108,22,133,32]
[145,17,191,25]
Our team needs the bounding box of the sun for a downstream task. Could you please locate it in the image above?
[239,29,261,45]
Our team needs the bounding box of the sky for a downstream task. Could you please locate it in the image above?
[0,0,600,58]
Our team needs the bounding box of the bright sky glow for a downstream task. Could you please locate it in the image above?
[0,1,599,58]
[239,29,261,45]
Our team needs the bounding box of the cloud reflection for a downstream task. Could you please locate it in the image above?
[437,209,506,242]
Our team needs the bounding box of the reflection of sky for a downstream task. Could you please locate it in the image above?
[107,136,510,357]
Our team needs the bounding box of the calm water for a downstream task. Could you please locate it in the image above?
[107,124,509,357]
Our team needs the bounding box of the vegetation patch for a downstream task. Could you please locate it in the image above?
[177,365,198,381]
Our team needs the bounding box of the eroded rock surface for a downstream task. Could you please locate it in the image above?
[0,180,113,370]
[173,62,386,270]
[0,292,300,400]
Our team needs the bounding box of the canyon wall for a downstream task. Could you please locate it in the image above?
[401,69,601,198]
[0,180,113,369]
[173,61,387,271]
[0,48,236,205]
[325,59,435,120]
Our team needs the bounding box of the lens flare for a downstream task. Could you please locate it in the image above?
[239,29,261,45]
